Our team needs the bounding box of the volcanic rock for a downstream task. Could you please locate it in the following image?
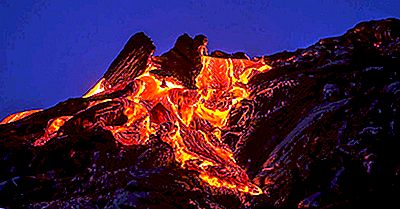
[0,18,400,208]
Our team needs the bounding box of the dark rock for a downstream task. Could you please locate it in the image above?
[101,32,155,90]
[210,50,250,59]
[322,83,340,101]
[155,34,204,89]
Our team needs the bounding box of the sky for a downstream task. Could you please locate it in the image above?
[1,0,399,119]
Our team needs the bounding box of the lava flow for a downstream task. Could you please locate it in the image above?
[1,43,271,196]
[2,19,400,208]
[0,109,42,125]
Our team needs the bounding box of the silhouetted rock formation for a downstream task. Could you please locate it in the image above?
[153,33,204,89]
[102,32,155,90]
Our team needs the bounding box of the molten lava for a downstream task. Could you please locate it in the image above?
[83,78,106,98]
[33,116,72,146]
[0,109,42,124]
[2,54,271,195]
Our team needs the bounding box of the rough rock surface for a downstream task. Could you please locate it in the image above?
[152,33,203,89]
[1,18,400,208]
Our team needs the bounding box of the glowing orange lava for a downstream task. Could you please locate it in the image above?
[83,78,105,98]
[0,109,42,124]
[3,54,271,195]
[33,116,72,146]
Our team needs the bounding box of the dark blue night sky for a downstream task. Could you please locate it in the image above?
[1,0,399,119]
